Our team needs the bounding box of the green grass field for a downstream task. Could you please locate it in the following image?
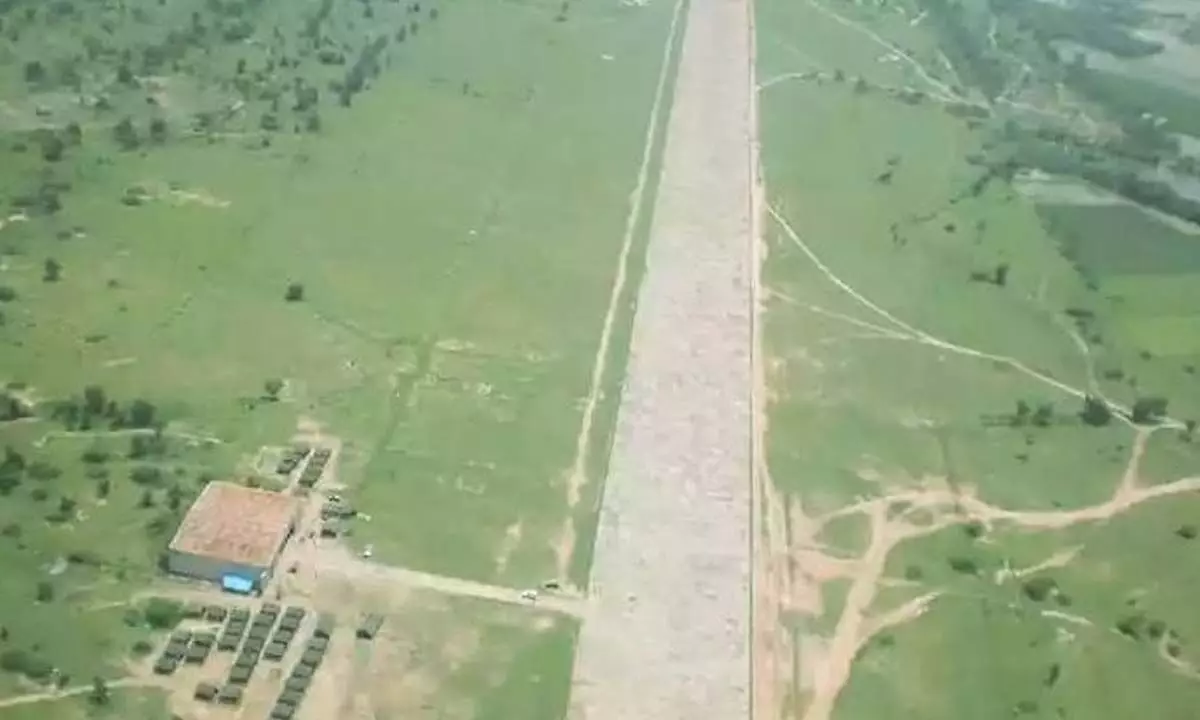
[0,0,681,707]
[756,0,1200,717]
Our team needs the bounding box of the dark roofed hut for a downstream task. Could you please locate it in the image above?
[228,664,253,685]
[194,682,219,702]
[218,684,244,705]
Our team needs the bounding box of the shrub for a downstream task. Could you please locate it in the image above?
[947,556,979,575]
[1021,576,1058,602]
[26,461,60,482]
[130,465,164,486]
[1131,396,1168,424]
[1080,395,1112,426]
[0,649,53,680]
[35,581,54,602]
[285,282,305,302]
[142,597,183,629]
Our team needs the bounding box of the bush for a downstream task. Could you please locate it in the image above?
[947,556,979,575]
[142,597,184,629]
[285,282,305,302]
[1021,576,1058,602]
[35,581,54,602]
[1131,396,1168,424]
[1116,613,1146,640]
[0,649,53,680]
[26,461,60,481]
[130,465,164,487]
[126,400,156,428]
[1080,395,1113,426]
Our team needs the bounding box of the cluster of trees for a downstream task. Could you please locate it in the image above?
[1001,0,1163,58]
[921,0,1005,99]
[1001,132,1200,228]
[49,386,158,431]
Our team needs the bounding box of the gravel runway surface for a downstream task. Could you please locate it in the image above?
[568,0,756,716]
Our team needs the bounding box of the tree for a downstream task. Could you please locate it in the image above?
[127,399,156,428]
[116,64,134,85]
[0,286,18,303]
[1186,419,1197,438]
[141,598,183,629]
[23,60,46,84]
[64,122,82,146]
[138,489,155,508]
[40,133,65,162]
[1080,395,1112,426]
[88,676,110,706]
[285,282,305,302]
[113,116,139,151]
[42,258,61,282]
[148,117,168,144]
[35,581,54,602]
[166,483,184,511]
[993,263,1010,287]
[83,385,106,416]
[1131,396,1168,425]
[1012,399,1031,426]
[1032,403,1054,427]
[130,465,164,487]
[263,379,284,401]
[96,477,111,499]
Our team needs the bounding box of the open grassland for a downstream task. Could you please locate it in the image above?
[0,689,167,720]
[0,0,677,588]
[0,0,679,707]
[754,0,1200,718]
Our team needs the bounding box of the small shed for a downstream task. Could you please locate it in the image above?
[284,675,311,692]
[217,684,244,705]
[230,607,251,623]
[204,604,228,622]
[194,682,219,702]
[217,634,240,652]
[228,665,253,685]
[277,615,301,632]
[283,606,305,621]
[252,612,275,629]
[183,603,205,619]
[272,629,295,644]
[244,637,265,654]
[193,631,216,647]
[234,652,257,669]
[184,644,209,664]
[278,689,305,706]
[306,636,328,652]
[262,602,282,616]
[290,663,314,680]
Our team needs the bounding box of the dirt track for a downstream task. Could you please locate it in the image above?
[567,0,757,716]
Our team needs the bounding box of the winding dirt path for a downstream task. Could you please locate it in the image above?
[0,678,152,709]
[780,415,1199,720]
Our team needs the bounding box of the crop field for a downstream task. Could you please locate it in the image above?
[0,0,681,713]
[754,0,1200,718]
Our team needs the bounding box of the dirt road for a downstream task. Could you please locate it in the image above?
[568,0,757,716]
